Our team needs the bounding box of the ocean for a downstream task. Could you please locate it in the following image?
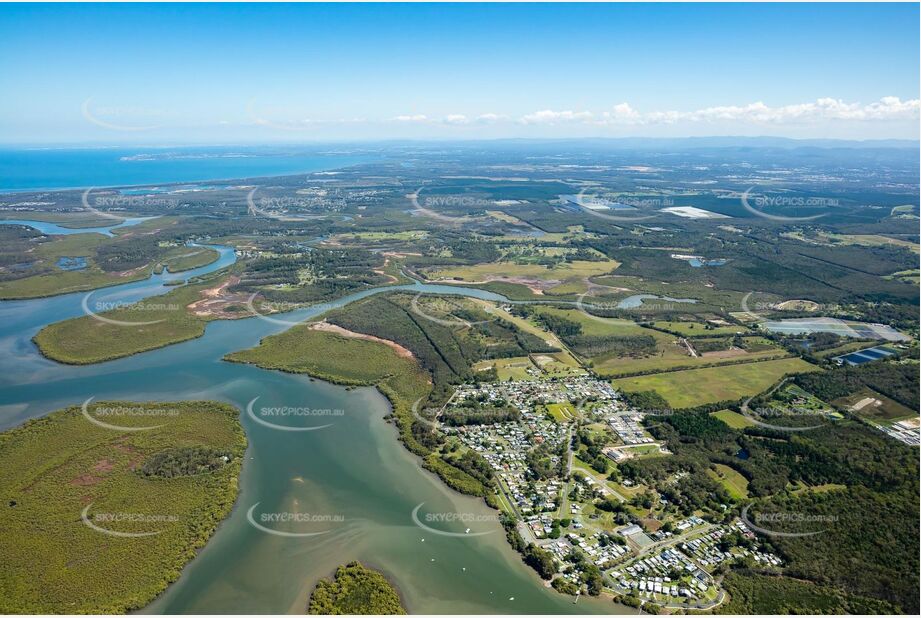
[0,146,372,192]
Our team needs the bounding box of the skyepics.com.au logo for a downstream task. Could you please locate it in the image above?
[81,99,167,132]
[81,188,178,220]
[81,291,180,327]
[246,187,345,222]
[243,297,338,327]
[740,291,829,321]
[408,293,498,329]
[408,186,492,226]
[81,504,180,538]
[410,397,439,430]
[245,397,341,432]
[577,292,688,316]
[737,380,828,433]
[575,293,624,324]
[410,503,500,537]
[245,502,343,538]
[81,397,179,432]
[739,187,835,222]
[741,504,837,538]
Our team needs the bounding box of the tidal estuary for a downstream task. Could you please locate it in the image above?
[0,241,622,614]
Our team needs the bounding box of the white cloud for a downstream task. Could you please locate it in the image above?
[444,114,469,125]
[603,102,642,122]
[589,97,920,126]
[519,109,594,125]
[475,113,504,123]
[393,114,428,122]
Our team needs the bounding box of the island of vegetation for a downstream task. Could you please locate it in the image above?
[32,268,242,365]
[307,561,406,615]
[0,400,246,613]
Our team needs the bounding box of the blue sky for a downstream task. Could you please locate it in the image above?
[0,2,918,143]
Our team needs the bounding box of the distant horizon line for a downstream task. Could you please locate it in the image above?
[2,135,919,150]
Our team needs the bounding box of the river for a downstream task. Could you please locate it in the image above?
[0,217,157,237]
[0,238,624,614]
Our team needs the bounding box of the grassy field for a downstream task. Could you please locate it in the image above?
[707,463,749,500]
[0,400,245,613]
[651,320,748,337]
[612,357,820,408]
[884,268,920,284]
[426,258,620,296]
[812,340,881,359]
[480,303,585,370]
[529,305,648,338]
[531,352,587,376]
[523,306,787,377]
[623,443,664,458]
[546,402,577,421]
[821,233,920,255]
[33,274,230,364]
[710,409,756,429]
[334,230,428,242]
[594,332,788,377]
[472,356,537,381]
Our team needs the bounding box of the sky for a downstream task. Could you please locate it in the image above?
[0,2,918,144]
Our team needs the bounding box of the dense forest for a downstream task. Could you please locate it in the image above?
[795,360,919,410]
[307,562,405,615]
[629,410,920,612]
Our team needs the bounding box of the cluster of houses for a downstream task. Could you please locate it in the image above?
[541,530,633,588]
[447,404,567,515]
[608,412,656,445]
[567,531,631,567]
[610,518,783,604]
[676,520,780,571]
[452,377,618,411]
[525,510,563,536]
[613,545,712,601]
[448,378,626,515]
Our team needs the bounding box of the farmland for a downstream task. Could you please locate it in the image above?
[612,357,821,408]
[651,320,748,337]
[424,258,620,296]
